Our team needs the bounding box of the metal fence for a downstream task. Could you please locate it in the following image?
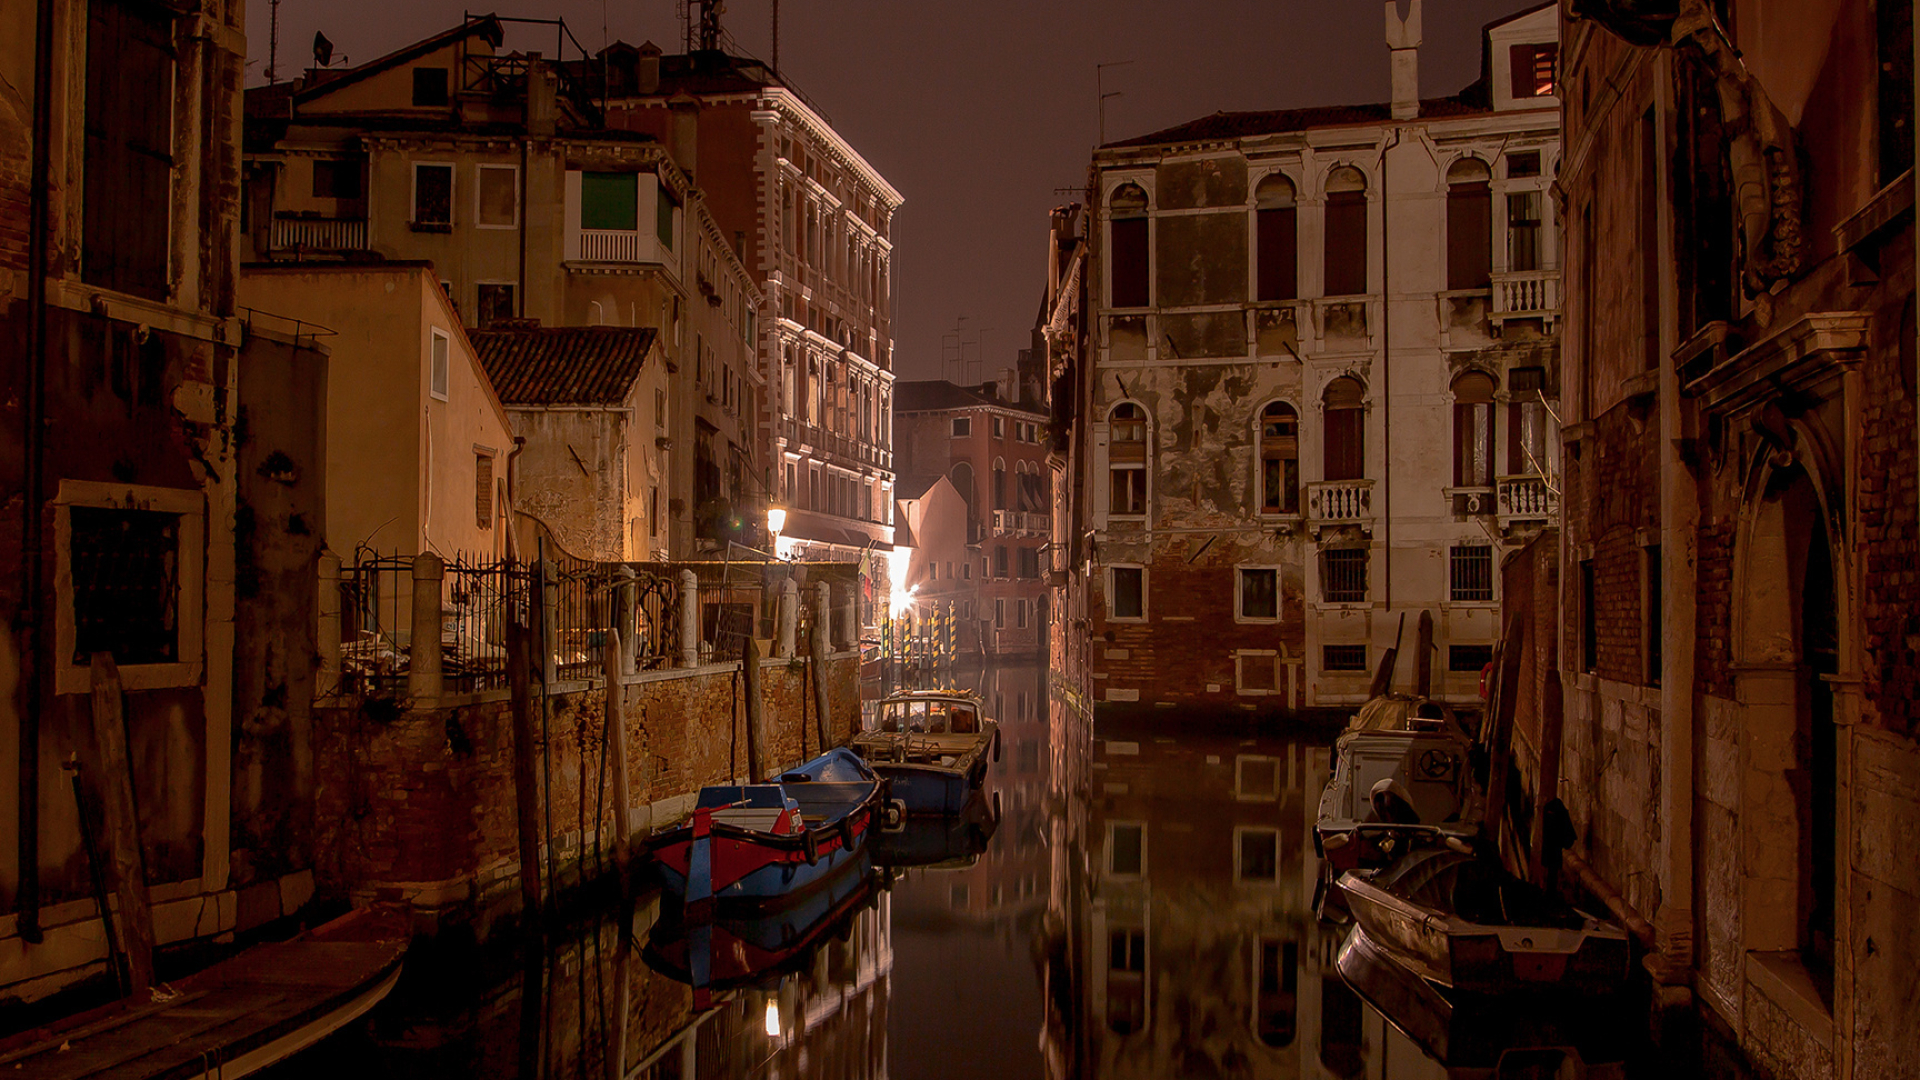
[443,555,530,692]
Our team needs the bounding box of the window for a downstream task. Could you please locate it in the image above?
[1506,151,1542,179]
[1323,644,1368,671]
[1259,402,1299,514]
[430,330,450,400]
[1449,643,1494,672]
[477,283,516,328]
[1110,565,1146,620]
[1452,371,1496,487]
[1508,367,1548,475]
[994,545,1009,578]
[412,66,449,106]
[1509,43,1558,98]
[1321,378,1365,482]
[1255,174,1298,302]
[1446,159,1492,290]
[1237,827,1280,883]
[413,163,453,227]
[1017,599,1029,629]
[1581,559,1598,672]
[580,172,639,231]
[657,183,679,250]
[476,164,517,228]
[1109,402,1148,516]
[992,416,1006,439]
[1321,549,1367,603]
[655,388,667,429]
[1238,568,1279,621]
[1107,927,1148,1034]
[993,458,1008,510]
[1508,190,1542,273]
[928,562,938,582]
[1109,183,1150,307]
[1255,940,1300,1048]
[963,562,972,580]
[1108,822,1145,875]
[1236,755,1280,800]
[83,0,174,300]
[475,453,495,527]
[1323,167,1369,297]
[312,159,363,200]
[1450,545,1494,602]
[951,416,971,438]
[70,506,181,666]
[1019,547,1040,579]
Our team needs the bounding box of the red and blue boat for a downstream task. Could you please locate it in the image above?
[646,748,885,906]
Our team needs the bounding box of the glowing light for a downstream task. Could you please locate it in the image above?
[887,548,918,618]
[766,506,787,535]
[763,999,781,1037]
[775,534,801,560]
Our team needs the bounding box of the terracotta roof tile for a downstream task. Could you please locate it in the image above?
[470,326,657,406]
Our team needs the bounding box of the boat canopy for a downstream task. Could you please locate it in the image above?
[874,695,982,734]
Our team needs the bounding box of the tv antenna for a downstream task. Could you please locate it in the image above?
[1097,60,1133,145]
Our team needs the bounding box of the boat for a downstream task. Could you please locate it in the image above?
[848,689,998,815]
[644,852,880,1007]
[1313,707,1481,876]
[869,787,999,869]
[0,905,409,1080]
[645,747,885,906]
[1336,921,1630,1077]
[1336,847,1631,995]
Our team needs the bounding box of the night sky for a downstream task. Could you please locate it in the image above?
[245,0,1538,382]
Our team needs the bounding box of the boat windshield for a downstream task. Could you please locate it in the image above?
[877,698,980,734]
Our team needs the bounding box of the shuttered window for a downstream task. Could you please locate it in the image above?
[1322,378,1365,482]
[1447,178,1492,290]
[83,0,175,300]
[656,183,678,250]
[413,164,453,226]
[1452,371,1496,487]
[581,171,638,231]
[1255,175,1298,302]
[1323,170,1369,297]
[475,454,494,527]
[1510,43,1558,98]
[1109,183,1150,307]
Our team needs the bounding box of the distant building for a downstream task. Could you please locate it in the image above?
[240,17,764,558]
[588,34,904,566]
[894,381,1052,660]
[1068,2,1561,716]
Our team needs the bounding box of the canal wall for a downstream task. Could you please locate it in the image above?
[309,653,862,939]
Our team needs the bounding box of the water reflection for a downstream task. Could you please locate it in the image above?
[268,662,1626,1079]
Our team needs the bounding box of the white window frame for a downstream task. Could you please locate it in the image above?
[1234,650,1283,697]
[1233,825,1282,886]
[53,481,206,694]
[992,416,1006,439]
[1106,820,1147,878]
[1234,565,1282,623]
[430,327,451,401]
[411,161,455,226]
[474,163,520,229]
[1106,563,1148,623]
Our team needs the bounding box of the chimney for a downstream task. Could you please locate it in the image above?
[526,53,557,136]
[668,90,699,180]
[638,41,662,95]
[1384,0,1422,121]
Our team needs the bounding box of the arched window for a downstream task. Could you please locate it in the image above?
[1323,167,1368,297]
[1109,183,1150,308]
[992,457,1008,510]
[1446,159,1492,291]
[1452,371,1497,487]
[1109,402,1148,516]
[1255,174,1298,302]
[1322,378,1365,482]
[1259,402,1300,514]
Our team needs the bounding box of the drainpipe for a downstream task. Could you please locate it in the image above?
[1377,127,1402,617]
[505,436,528,560]
[16,0,57,944]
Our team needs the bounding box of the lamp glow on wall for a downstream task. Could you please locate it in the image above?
[767,505,797,560]
[887,547,918,617]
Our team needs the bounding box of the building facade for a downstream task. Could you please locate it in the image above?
[895,381,1052,660]
[1533,1,1920,1075]
[591,38,903,563]
[241,18,765,559]
[1073,2,1562,716]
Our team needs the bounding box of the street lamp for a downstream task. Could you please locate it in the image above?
[768,505,795,560]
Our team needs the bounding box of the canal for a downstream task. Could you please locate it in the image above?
[267,661,1692,1079]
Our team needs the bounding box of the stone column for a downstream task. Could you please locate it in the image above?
[614,565,637,677]
[811,581,833,747]
[839,584,858,651]
[679,569,700,668]
[408,553,444,700]
[776,578,799,658]
[317,552,342,695]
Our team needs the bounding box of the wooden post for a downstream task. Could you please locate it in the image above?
[742,636,764,782]
[1415,608,1434,699]
[1484,609,1528,872]
[604,629,631,883]
[508,621,544,919]
[811,582,832,749]
[89,654,155,994]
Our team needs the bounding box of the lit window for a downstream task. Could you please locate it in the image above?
[1510,43,1558,98]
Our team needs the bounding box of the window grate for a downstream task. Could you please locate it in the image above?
[1323,644,1368,671]
[71,507,180,666]
[1321,549,1368,603]
[1450,545,1494,602]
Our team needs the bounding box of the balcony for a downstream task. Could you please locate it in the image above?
[1497,474,1558,530]
[578,229,647,262]
[269,216,367,254]
[991,510,1048,537]
[1491,270,1560,330]
[1306,479,1373,536]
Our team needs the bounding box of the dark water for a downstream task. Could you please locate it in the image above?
[269,661,1687,1080]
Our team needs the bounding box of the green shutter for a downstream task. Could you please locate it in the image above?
[656,184,679,250]
[580,172,637,231]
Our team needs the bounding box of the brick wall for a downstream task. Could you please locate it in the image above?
[310,655,862,932]
[1856,233,1920,739]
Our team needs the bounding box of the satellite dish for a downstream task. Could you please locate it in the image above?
[313,31,334,68]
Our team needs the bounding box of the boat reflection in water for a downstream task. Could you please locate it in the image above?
[869,787,1000,870]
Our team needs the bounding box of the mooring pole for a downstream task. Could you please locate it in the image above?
[743,636,765,782]
[508,620,544,919]
[604,629,631,888]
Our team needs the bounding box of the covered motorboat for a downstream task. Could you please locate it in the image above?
[1314,712,1481,875]
[850,690,998,815]
[646,748,883,906]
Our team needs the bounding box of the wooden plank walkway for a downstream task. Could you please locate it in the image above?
[0,907,408,1080]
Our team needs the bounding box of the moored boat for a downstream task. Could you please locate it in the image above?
[1313,716,1480,875]
[646,748,884,906]
[849,690,998,815]
[1337,847,1631,995]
